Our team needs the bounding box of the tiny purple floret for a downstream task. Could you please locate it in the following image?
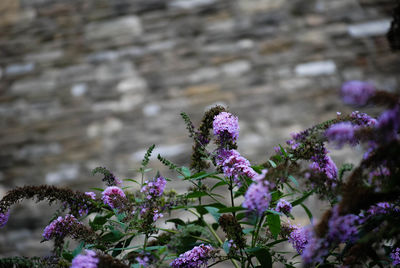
[71,249,99,268]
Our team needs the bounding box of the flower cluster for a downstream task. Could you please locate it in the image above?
[141,176,167,200]
[216,149,257,186]
[325,122,357,148]
[170,244,215,268]
[309,150,338,185]
[275,199,292,215]
[391,248,400,266]
[101,186,126,209]
[0,210,9,228]
[42,214,81,241]
[243,170,272,215]
[287,225,309,254]
[213,112,239,143]
[341,80,376,106]
[71,250,98,268]
[327,206,359,243]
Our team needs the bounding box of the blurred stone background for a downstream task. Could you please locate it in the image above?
[0,0,399,260]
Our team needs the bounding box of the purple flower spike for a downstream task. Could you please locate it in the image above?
[243,179,271,215]
[391,247,400,266]
[101,186,126,209]
[71,249,99,268]
[213,112,239,142]
[325,122,357,148]
[341,80,375,106]
[288,225,309,254]
[141,176,167,200]
[85,192,96,200]
[170,244,214,268]
[42,214,80,240]
[0,210,10,228]
[275,199,292,215]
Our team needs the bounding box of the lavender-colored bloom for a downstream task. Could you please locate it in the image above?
[216,149,257,186]
[85,192,96,200]
[288,225,309,254]
[391,248,400,266]
[136,255,150,267]
[152,209,163,221]
[141,176,167,200]
[310,154,338,183]
[377,105,400,141]
[0,210,9,228]
[71,249,98,268]
[351,111,377,127]
[243,179,271,215]
[213,112,239,142]
[327,206,359,243]
[170,244,214,268]
[101,186,126,209]
[42,214,80,240]
[341,80,375,106]
[301,231,329,265]
[325,122,357,148]
[275,199,292,215]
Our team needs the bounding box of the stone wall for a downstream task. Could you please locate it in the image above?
[0,0,399,257]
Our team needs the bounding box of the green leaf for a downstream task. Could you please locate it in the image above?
[247,247,272,268]
[223,240,230,254]
[211,181,228,191]
[288,175,299,187]
[243,228,254,234]
[300,204,313,221]
[218,206,245,213]
[180,166,191,177]
[62,252,74,262]
[268,160,277,168]
[89,187,104,192]
[279,144,288,157]
[101,230,124,243]
[123,179,140,185]
[72,242,84,257]
[266,209,281,216]
[267,214,281,239]
[291,190,314,207]
[166,218,186,227]
[205,206,221,222]
[89,214,111,231]
[189,171,217,180]
[186,191,209,198]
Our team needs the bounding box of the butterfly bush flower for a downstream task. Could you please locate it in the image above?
[275,199,292,215]
[71,249,98,268]
[0,210,10,228]
[310,154,338,183]
[391,248,400,266]
[325,122,358,148]
[170,244,215,268]
[377,105,400,141]
[350,111,377,127]
[341,80,376,106]
[243,173,271,215]
[301,231,329,265]
[42,214,80,240]
[136,255,150,267]
[327,206,359,243]
[216,149,257,186]
[85,192,96,200]
[213,112,239,142]
[101,186,126,209]
[287,225,309,254]
[141,176,167,200]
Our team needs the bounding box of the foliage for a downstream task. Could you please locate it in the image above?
[0,83,399,267]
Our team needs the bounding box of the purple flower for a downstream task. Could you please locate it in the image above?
[377,105,400,141]
[152,209,163,221]
[275,199,292,215]
[85,192,96,200]
[0,210,10,228]
[141,176,167,200]
[101,186,126,209]
[170,244,214,268]
[71,249,98,268]
[350,111,377,127]
[301,230,329,265]
[325,122,357,148]
[42,214,80,240]
[136,255,150,267]
[216,149,257,187]
[327,206,359,243]
[341,80,375,106]
[213,112,239,142]
[243,179,271,215]
[391,248,400,266]
[288,225,309,254]
[310,154,338,184]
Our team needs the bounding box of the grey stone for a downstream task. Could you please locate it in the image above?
[188,67,220,83]
[5,62,35,76]
[10,76,56,94]
[95,61,137,82]
[85,16,142,41]
[295,60,336,76]
[116,77,147,93]
[87,118,124,138]
[25,50,63,63]
[131,143,188,161]
[13,143,62,160]
[348,19,391,38]
[71,83,88,97]
[45,164,80,185]
[169,0,216,10]
[143,103,161,117]
[221,60,251,77]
